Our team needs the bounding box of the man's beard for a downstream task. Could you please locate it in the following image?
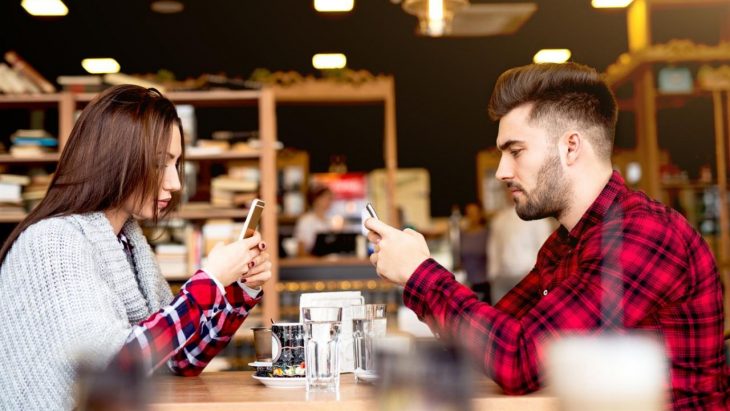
[509,153,570,221]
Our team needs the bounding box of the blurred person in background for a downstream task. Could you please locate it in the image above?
[488,189,552,303]
[294,185,334,256]
[459,202,490,303]
[0,85,272,410]
[365,62,729,410]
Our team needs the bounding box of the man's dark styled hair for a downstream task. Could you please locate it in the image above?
[488,62,618,160]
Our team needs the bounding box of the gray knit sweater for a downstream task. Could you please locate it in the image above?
[0,212,173,410]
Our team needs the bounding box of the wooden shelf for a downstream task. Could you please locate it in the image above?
[279,256,372,268]
[0,93,62,108]
[0,153,60,163]
[0,212,27,223]
[174,206,247,220]
[0,151,258,163]
[270,78,393,104]
[605,41,730,88]
[647,0,730,8]
[186,151,260,161]
[72,90,262,107]
[0,206,248,223]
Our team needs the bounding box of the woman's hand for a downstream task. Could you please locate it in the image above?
[203,232,262,286]
[241,239,272,288]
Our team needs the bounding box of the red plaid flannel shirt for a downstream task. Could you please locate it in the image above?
[112,271,260,375]
[404,171,730,410]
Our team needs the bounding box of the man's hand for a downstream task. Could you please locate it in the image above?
[364,218,430,286]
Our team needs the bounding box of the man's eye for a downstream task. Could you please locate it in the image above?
[511,149,521,157]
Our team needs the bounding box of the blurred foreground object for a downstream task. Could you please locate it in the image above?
[546,334,668,411]
[377,337,474,411]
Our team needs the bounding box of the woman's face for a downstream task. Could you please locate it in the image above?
[124,126,182,220]
[313,191,333,213]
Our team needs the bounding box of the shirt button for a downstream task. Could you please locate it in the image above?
[543,290,549,296]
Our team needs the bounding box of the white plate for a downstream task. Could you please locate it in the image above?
[252,374,306,389]
[248,361,272,368]
[355,370,379,383]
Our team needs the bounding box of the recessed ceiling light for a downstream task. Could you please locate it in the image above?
[312,53,347,70]
[21,0,68,16]
[592,0,634,8]
[314,0,354,12]
[81,58,121,74]
[533,49,572,64]
[150,0,184,14]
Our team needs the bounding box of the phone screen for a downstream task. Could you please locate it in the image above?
[239,199,265,240]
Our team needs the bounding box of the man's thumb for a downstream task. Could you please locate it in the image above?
[365,218,397,237]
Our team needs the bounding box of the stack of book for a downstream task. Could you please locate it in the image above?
[56,75,104,93]
[9,129,57,157]
[210,169,259,208]
[155,243,188,280]
[0,51,55,94]
[0,174,30,214]
[23,172,52,211]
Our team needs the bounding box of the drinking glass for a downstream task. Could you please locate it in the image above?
[302,306,343,392]
[352,303,386,382]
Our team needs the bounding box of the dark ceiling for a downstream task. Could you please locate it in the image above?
[0,0,727,216]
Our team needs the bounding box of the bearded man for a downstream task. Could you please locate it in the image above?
[365,62,730,410]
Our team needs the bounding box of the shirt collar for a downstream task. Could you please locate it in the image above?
[557,170,627,246]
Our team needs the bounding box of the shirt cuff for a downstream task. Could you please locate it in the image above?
[238,280,263,298]
[403,258,454,318]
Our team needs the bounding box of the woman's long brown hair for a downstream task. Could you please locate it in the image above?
[0,85,185,264]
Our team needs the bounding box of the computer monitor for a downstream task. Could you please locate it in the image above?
[311,232,358,257]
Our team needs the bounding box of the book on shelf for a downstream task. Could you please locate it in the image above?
[0,174,31,186]
[210,190,257,208]
[0,63,38,94]
[10,145,53,157]
[155,243,188,279]
[211,176,258,193]
[23,173,52,210]
[0,182,22,204]
[4,51,56,94]
[56,75,104,93]
[8,129,58,157]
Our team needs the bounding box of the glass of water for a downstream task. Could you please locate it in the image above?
[352,303,386,383]
[301,306,343,392]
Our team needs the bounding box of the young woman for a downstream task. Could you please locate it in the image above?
[0,85,272,410]
[293,185,334,256]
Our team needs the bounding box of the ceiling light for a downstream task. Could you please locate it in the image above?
[21,0,68,16]
[533,49,572,64]
[150,0,184,14]
[314,0,354,12]
[403,0,468,36]
[312,53,347,70]
[591,0,634,8]
[81,58,121,74]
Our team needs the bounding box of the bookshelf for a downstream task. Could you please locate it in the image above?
[603,0,730,330]
[269,77,399,227]
[0,77,401,323]
[0,89,280,323]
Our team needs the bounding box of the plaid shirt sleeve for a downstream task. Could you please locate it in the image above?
[112,270,261,376]
[403,214,689,395]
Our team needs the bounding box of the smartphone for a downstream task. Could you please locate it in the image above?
[239,199,265,240]
[365,203,379,219]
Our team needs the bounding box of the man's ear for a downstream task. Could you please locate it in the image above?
[560,131,581,166]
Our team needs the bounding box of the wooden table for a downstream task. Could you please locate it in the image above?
[149,371,558,411]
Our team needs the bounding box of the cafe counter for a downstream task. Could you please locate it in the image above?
[149,371,558,411]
